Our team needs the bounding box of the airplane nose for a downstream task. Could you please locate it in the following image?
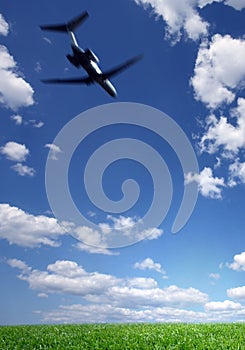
[111,90,117,98]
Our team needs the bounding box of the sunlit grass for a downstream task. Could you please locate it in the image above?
[1,323,245,349]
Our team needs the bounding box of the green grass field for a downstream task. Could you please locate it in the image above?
[0,323,245,349]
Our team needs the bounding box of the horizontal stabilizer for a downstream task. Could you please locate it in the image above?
[40,11,89,33]
[41,76,93,85]
[101,54,143,80]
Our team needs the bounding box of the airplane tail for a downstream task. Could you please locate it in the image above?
[40,11,89,33]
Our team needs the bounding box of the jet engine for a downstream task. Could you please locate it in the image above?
[66,54,80,67]
[85,48,99,63]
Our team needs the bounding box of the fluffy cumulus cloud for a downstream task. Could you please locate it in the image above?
[0,14,9,36]
[185,167,225,199]
[0,204,68,247]
[11,114,23,125]
[0,45,34,110]
[200,98,245,155]
[229,160,245,186]
[198,0,245,10]
[0,141,30,162]
[191,35,245,109]
[134,0,209,44]
[134,257,165,274]
[227,286,245,300]
[134,1,245,45]
[224,0,245,10]
[11,163,35,177]
[0,202,162,254]
[197,98,245,189]
[227,252,245,271]
[205,300,242,312]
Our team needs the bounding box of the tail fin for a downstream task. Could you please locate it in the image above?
[40,11,89,33]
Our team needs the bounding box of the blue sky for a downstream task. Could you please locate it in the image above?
[0,0,245,324]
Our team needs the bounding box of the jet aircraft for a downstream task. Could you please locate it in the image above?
[40,11,142,97]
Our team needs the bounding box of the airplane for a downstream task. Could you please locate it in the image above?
[40,11,142,97]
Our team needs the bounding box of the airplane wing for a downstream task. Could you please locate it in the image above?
[101,54,143,80]
[40,11,89,33]
[41,76,93,85]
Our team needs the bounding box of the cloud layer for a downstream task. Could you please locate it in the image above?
[7,257,245,323]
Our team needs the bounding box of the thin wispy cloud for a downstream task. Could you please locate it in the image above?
[45,143,62,160]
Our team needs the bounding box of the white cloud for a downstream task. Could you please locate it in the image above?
[126,277,158,289]
[0,203,162,254]
[35,62,42,73]
[227,252,245,271]
[0,14,9,36]
[209,273,220,280]
[0,204,68,247]
[224,0,245,10]
[0,141,30,162]
[38,303,208,323]
[198,0,245,10]
[100,215,163,242]
[134,257,165,274]
[7,258,31,274]
[45,143,62,160]
[74,215,163,252]
[0,45,34,110]
[37,293,48,298]
[198,0,223,8]
[134,0,209,44]
[205,300,242,311]
[227,286,245,300]
[105,285,208,308]
[134,1,245,47]
[139,227,164,240]
[199,99,245,155]
[11,258,245,323]
[11,163,35,177]
[11,114,23,125]
[8,258,208,310]
[75,242,119,256]
[29,119,44,128]
[191,35,245,109]
[185,167,225,199]
[229,159,245,186]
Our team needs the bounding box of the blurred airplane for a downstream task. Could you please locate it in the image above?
[40,11,142,97]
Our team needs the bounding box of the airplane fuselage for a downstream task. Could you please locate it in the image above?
[69,42,117,97]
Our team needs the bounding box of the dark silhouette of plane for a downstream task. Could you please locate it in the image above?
[40,11,142,97]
